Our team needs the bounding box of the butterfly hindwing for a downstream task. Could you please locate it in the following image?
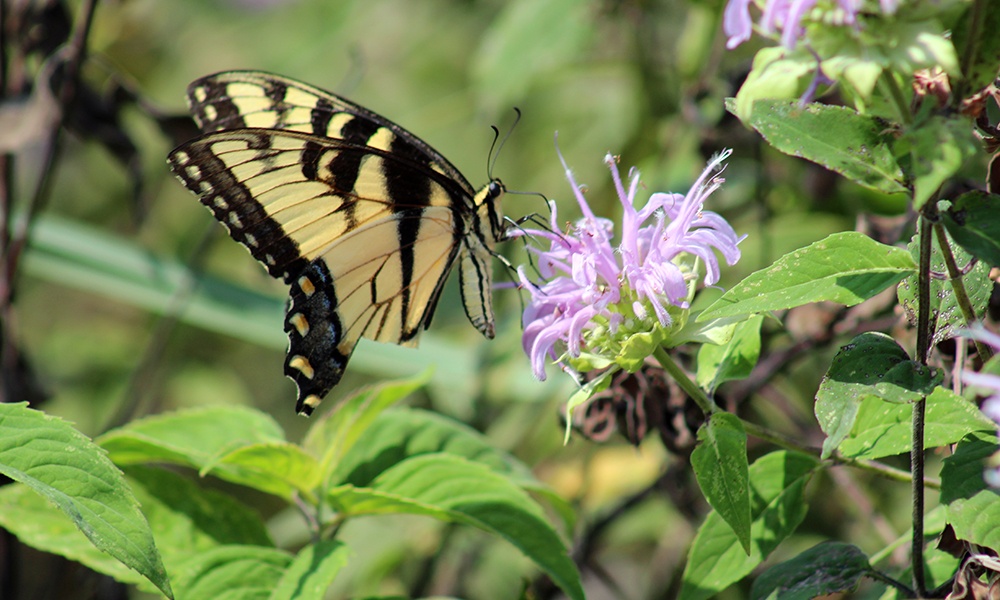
[168,72,506,414]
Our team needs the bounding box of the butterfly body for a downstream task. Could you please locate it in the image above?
[168,72,505,415]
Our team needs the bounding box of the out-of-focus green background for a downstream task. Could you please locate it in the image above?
[12,0,915,597]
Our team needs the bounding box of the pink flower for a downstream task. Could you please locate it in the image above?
[724,0,864,49]
[513,149,743,381]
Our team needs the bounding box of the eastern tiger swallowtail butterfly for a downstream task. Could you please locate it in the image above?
[167,71,505,415]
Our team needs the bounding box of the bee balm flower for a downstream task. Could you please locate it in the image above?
[514,149,743,381]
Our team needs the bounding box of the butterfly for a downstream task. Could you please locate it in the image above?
[167,71,506,415]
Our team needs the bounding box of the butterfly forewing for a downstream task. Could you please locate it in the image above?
[168,71,505,415]
[186,70,475,196]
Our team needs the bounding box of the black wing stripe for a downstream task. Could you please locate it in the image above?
[383,135,438,334]
[310,97,334,137]
[170,142,307,281]
[339,116,380,145]
[263,79,289,128]
[301,140,323,181]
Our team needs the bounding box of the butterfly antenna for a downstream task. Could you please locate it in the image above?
[488,107,521,180]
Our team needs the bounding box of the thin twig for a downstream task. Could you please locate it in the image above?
[5,0,99,287]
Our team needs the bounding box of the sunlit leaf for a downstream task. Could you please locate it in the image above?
[329,454,584,600]
[679,451,820,600]
[0,403,171,597]
[700,233,915,321]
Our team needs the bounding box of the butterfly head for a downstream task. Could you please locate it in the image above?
[476,178,506,242]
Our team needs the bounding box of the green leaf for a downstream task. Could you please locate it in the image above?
[0,484,154,591]
[617,327,668,372]
[941,432,1000,550]
[946,490,1000,551]
[213,442,321,500]
[729,49,816,123]
[743,100,906,194]
[691,413,751,554]
[302,374,429,479]
[751,542,872,600]
[126,465,272,550]
[270,540,351,600]
[98,406,308,497]
[329,408,535,488]
[329,453,585,600]
[326,407,576,530]
[820,55,883,101]
[883,21,959,77]
[563,368,615,443]
[815,332,940,459]
[98,405,286,466]
[700,232,916,321]
[171,545,292,600]
[696,315,763,393]
[899,227,991,346]
[679,451,820,600]
[840,387,996,460]
[0,403,172,598]
[943,191,1000,268]
[902,116,978,210]
[674,313,741,346]
[941,431,998,504]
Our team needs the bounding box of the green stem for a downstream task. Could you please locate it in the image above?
[880,73,912,126]
[933,221,991,364]
[868,570,917,597]
[834,455,940,489]
[653,345,718,414]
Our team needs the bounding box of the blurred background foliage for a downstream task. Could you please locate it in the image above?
[5,0,936,597]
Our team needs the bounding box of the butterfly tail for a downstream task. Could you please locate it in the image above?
[284,260,356,415]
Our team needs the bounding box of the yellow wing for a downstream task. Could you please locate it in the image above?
[169,127,503,415]
[168,72,506,415]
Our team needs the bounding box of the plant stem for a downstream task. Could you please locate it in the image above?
[880,73,912,126]
[911,209,935,597]
[868,570,917,597]
[933,221,991,364]
[653,346,718,414]
[834,455,939,489]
